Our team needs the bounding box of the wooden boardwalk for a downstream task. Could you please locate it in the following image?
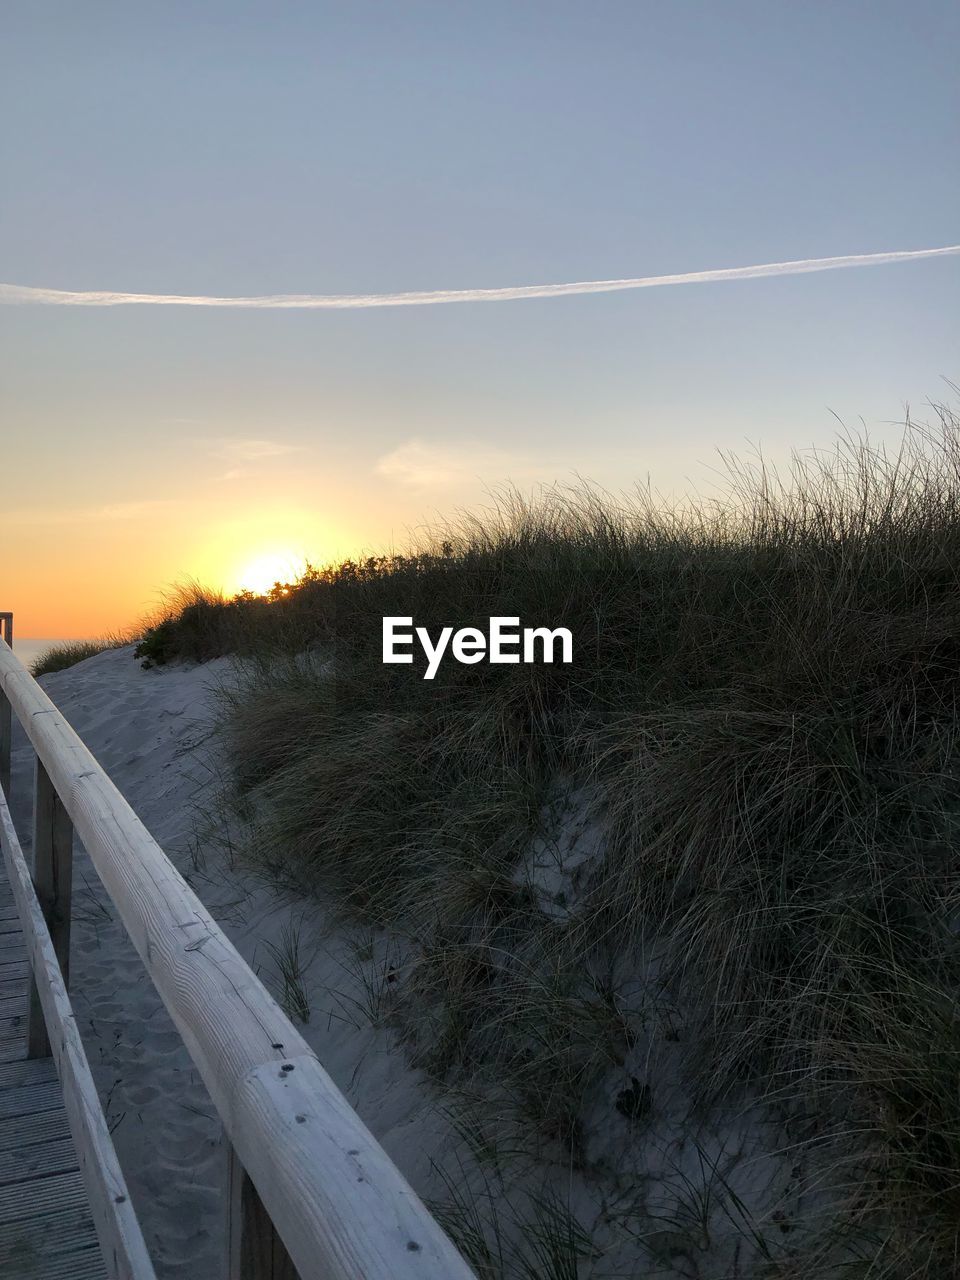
[0,877,107,1279]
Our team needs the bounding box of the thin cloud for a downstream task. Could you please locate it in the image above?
[378,439,546,489]
[203,436,304,480]
[377,437,714,494]
[208,437,303,463]
[2,245,957,311]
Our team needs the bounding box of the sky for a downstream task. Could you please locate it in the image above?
[1,1,957,638]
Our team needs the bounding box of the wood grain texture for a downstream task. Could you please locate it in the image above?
[0,786,157,1280]
[226,1141,298,1280]
[0,639,476,1280]
[28,760,74,1058]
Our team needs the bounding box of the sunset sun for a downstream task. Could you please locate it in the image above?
[235,551,307,597]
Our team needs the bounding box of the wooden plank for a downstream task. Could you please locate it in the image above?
[0,1135,78,1187]
[0,643,477,1280]
[0,1057,56,1089]
[0,1106,71,1153]
[7,1247,108,1280]
[0,1078,63,1120]
[0,1202,104,1271]
[28,760,74,1059]
[13,1248,108,1280]
[0,1167,90,1224]
[0,1013,26,1046]
[0,792,156,1280]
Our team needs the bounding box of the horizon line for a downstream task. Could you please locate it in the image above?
[1,244,958,311]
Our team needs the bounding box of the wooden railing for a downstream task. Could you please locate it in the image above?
[0,613,11,795]
[0,623,476,1280]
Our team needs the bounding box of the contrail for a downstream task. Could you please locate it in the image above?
[1,245,957,310]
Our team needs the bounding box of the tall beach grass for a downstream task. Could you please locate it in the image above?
[141,403,960,1276]
[30,633,133,677]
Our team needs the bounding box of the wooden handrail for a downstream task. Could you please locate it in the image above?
[0,635,475,1280]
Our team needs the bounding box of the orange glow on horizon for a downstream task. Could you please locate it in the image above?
[3,496,361,640]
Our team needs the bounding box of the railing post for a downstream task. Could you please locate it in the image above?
[0,611,11,799]
[226,1142,298,1280]
[27,758,74,1058]
[0,689,10,800]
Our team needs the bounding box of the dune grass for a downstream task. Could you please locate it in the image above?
[30,635,131,677]
[143,402,960,1276]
